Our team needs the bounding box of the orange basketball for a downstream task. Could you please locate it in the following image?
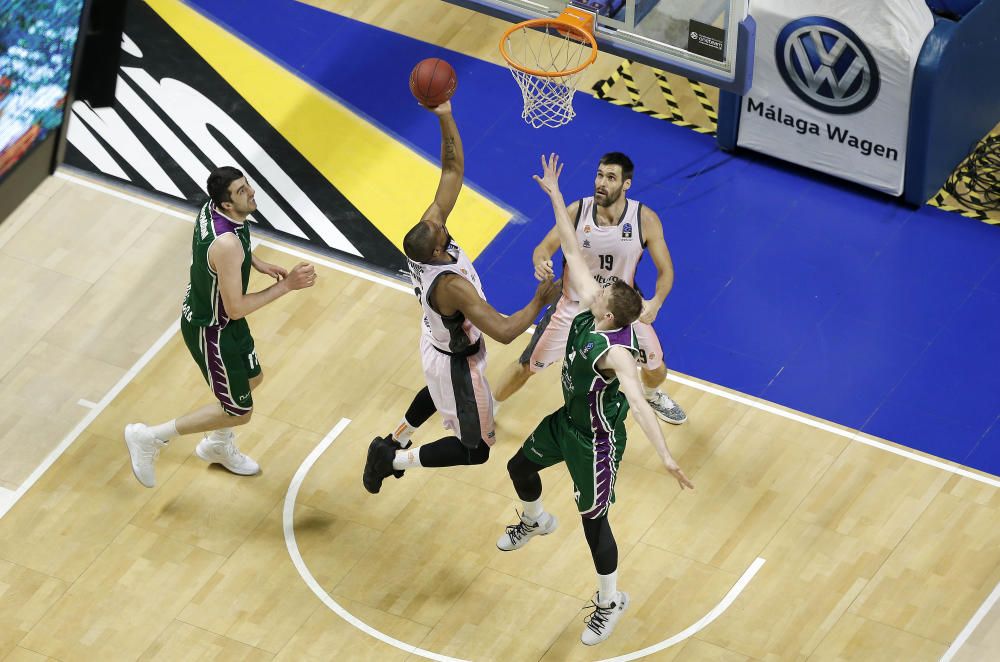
[409,58,457,107]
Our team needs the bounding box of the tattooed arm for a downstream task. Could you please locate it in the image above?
[421,101,464,228]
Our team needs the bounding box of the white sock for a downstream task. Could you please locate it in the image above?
[148,420,178,442]
[209,427,234,442]
[392,418,416,446]
[521,498,545,523]
[598,570,618,607]
[641,383,657,400]
[392,446,421,471]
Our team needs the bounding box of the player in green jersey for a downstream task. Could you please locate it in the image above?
[124,166,316,488]
[497,154,694,646]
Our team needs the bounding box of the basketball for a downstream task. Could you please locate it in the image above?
[409,58,457,107]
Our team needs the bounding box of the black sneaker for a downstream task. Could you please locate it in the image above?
[362,435,396,494]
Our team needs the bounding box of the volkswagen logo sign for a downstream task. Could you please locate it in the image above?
[775,17,879,114]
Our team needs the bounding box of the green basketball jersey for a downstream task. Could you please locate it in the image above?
[181,202,252,327]
[559,311,641,435]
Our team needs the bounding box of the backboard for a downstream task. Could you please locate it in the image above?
[443,0,754,93]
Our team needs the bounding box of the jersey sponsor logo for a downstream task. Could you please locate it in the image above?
[533,360,545,368]
[582,239,591,248]
[582,341,594,357]
[621,222,632,239]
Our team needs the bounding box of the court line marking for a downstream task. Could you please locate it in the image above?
[598,557,767,662]
[53,170,1000,490]
[668,375,1000,489]
[940,578,1000,662]
[0,320,180,520]
[284,418,765,660]
[77,399,98,409]
[282,418,454,662]
[0,487,15,517]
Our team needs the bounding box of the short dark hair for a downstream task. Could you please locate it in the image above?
[599,152,634,182]
[403,221,438,263]
[607,280,642,326]
[207,166,245,207]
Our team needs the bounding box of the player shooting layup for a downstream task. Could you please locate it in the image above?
[362,100,559,494]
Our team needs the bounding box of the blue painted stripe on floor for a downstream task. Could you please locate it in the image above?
[185,0,1000,477]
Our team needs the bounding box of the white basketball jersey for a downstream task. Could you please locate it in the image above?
[407,239,486,354]
[565,196,645,301]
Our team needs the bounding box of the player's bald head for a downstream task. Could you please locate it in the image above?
[403,220,440,263]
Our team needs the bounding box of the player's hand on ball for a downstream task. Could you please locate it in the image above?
[286,262,317,290]
[663,458,694,490]
[427,100,452,115]
[534,259,554,281]
[535,276,561,305]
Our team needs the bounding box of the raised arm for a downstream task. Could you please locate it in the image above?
[532,154,601,307]
[599,346,694,490]
[421,101,464,227]
[637,206,675,325]
[433,274,560,344]
[531,199,579,281]
[211,235,315,320]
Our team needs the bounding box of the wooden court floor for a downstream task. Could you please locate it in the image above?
[0,174,998,661]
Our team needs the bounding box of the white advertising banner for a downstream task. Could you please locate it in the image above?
[737,0,934,194]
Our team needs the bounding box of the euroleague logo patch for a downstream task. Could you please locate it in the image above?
[774,16,879,115]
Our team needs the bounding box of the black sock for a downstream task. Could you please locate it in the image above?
[418,436,490,467]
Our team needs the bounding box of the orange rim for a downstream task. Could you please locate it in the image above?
[499,6,598,78]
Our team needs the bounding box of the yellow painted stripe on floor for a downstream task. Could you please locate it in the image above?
[145,0,508,259]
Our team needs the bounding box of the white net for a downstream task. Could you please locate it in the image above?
[501,22,595,129]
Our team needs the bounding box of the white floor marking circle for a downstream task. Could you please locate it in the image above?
[285,418,765,661]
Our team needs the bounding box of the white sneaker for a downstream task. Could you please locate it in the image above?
[646,391,688,425]
[581,591,629,645]
[496,511,558,551]
[195,433,260,476]
[124,423,166,488]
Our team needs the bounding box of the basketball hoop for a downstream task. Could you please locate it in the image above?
[499,6,598,128]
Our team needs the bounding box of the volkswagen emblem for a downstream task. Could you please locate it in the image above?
[775,17,879,114]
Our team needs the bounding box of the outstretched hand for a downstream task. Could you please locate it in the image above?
[532,153,564,196]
